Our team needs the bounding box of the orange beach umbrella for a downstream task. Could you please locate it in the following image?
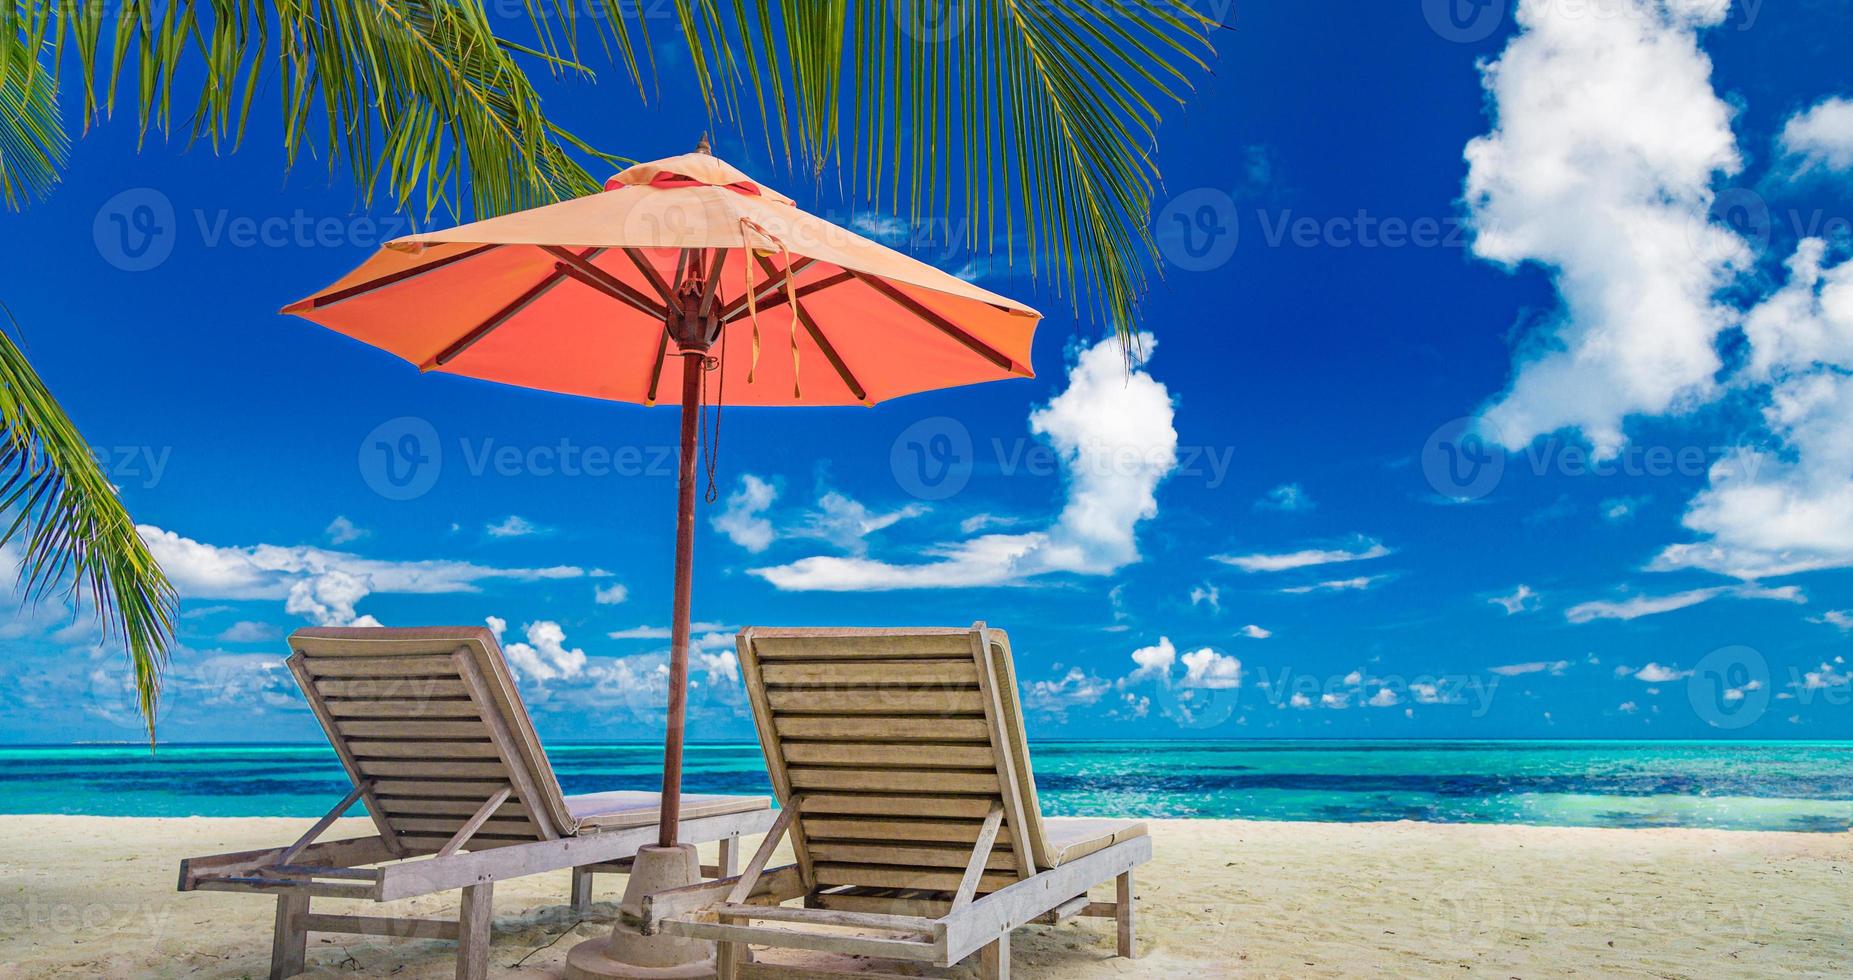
[284,143,1042,847]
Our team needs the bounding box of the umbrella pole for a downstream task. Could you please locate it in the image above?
[657,351,704,849]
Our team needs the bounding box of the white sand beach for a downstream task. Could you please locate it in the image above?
[1,815,1848,978]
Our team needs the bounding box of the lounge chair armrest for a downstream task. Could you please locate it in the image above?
[638,864,806,935]
[178,835,396,891]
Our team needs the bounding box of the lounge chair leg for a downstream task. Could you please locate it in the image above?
[570,867,594,914]
[718,834,740,877]
[1116,870,1137,959]
[457,882,493,980]
[716,937,741,979]
[269,890,308,980]
[980,932,1010,980]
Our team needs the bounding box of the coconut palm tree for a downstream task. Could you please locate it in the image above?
[0,0,1217,736]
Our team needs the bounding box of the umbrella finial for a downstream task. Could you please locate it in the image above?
[695,133,712,155]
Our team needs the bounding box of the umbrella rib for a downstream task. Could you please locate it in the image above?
[623,247,677,304]
[753,253,868,403]
[847,272,1018,372]
[644,328,671,405]
[717,256,819,321]
[544,246,669,319]
[425,248,602,369]
[286,244,501,311]
[699,249,728,317]
[722,269,856,322]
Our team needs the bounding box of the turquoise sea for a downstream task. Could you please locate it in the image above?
[4,741,1853,832]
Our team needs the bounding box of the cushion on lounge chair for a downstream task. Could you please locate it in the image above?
[566,791,773,831]
[1040,817,1149,867]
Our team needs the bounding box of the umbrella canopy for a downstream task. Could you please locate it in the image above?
[286,150,1039,406]
[283,146,1043,852]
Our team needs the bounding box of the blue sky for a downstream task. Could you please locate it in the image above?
[4,0,1853,744]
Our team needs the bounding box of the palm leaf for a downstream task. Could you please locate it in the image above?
[0,306,176,741]
[530,0,1220,340]
[0,4,68,208]
[42,0,628,219]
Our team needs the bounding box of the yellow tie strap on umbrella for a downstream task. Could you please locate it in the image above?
[738,216,805,398]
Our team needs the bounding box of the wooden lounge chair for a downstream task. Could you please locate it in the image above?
[177,626,775,980]
[640,623,1150,979]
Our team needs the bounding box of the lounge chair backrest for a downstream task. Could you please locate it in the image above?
[287,626,576,855]
[735,624,1056,896]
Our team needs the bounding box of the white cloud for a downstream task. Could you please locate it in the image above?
[593,582,629,605]
[325,516,366,545]
[753,335,1176,590]
[1116,692,1150,719]
[793,492,927,555]
[1256,483,1314,512]
[285,571,382,628]
[1802,661,1851,690]
[1633,662,1691,683]
[1180,648,1242,689]
[1619,700,1639,714]
[1653,241,1853,579]
[607,622,732,640]
[1023,667,1110,719]
[1189,583,1221,611]
[1320,692,1349,709]
[713,475,778,553]
[1212,541,1389,573]
[1564,583,1803,623]
[1465,0,1748,457]
[1809,610,1853,632]
[1279,575,1386,595]
[958,513,1019,535]
[1489,659,1569,677]
[1123,637,1178,687]
[1490,584,1540,614]
[1239,624,1271,639]
[1368,688,1400,708]
[1780,96,1853,175]
[486,515,542,538]
[1289,692,1312,709]
[216,621,280,643]
[494,619,588,683]
[1600,496,1646,524]
[1117,636,1238,692]
[140,525,584,628]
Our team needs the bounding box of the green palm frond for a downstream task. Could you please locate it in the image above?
[34,0,626,218]
[526,0,1220,339]
[0,5,68,207]
[0,308,175,742]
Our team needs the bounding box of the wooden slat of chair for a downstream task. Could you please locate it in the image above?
[357,759,511,780]
[781,743,999,769]
[803,817,1013,845]
[811,863,1017,893]
[807,843,1016,872]
[322,699,481,718]
[301,654,459,677]
[800,795,997,819]
[764,688,986,715]
[785,769,1000,795]
[759,660,980,686]
[773,716,991,741]
[314,677,470,699]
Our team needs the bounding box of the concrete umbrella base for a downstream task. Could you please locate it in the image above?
[565,844,716,979]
